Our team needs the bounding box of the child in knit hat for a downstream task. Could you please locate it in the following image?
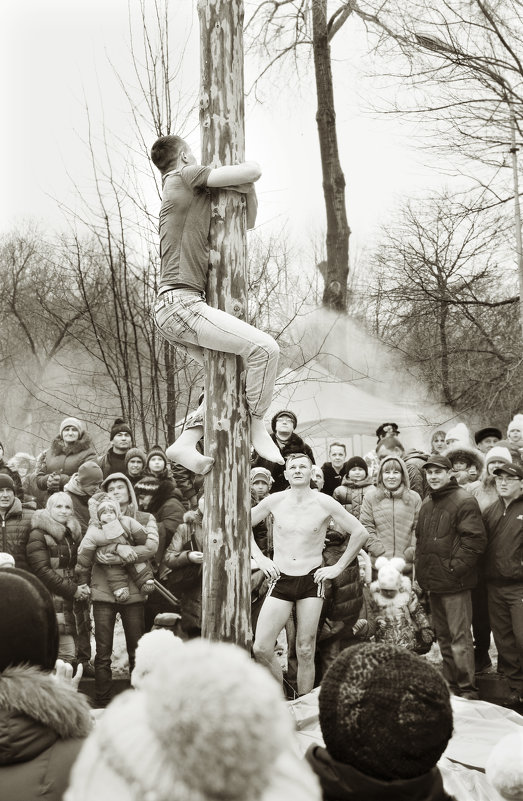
[507,415,523,462]
[370,556,434,653]
[333,457,373,521]
[76,498,155,602]
[306,642,454,800]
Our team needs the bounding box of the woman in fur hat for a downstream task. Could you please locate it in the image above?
[360,456,421,573]
[26,492,90,663]
[35,417,97,498]
[0,569,92,801]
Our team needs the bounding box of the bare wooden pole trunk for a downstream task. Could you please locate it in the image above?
[312,0,350,311]
[198,0,252,647]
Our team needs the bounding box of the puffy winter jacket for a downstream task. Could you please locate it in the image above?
[483,494,523,583]
[26,510,81,636]
[0,665,91,801]
[144,478,186,567]
[333,477,374,521]
[415,478,486,594]
[35,435,97,493]
[360,457,421,569]
[321,529,363,631]
[0,498,32,569]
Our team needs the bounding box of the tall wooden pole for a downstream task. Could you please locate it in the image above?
[198,0,252,646]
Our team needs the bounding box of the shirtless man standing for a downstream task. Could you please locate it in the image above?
[252,453,368,695]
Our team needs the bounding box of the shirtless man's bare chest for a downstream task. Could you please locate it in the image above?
[271,493,330,575]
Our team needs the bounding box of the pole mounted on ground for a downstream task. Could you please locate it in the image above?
[198,0,252,647]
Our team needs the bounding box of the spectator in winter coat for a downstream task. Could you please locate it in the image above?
[445,443,485,494]
[84,472,158,707]
[124,447,147,486]
[474,426,502,454]
[333,457,374,521]
[26,492,89,663]
[306,643,454,801]
[403,448,430,499]
[251,467,273,556]
[360,456,421,574]
[0,441,24,501]
[473,445,513,513]
[320,442,348,497]
[316,525,364,679]
[483,461,523,706]
[0,474,32,569]
[444,422,471,448]
[97,418,133,479]
[415,454,487,699]
[144,444,174,485]
[64,461,104,535]
[252,410,315,493]
[35,417,97,498]
[134,473,186,630]
[0,569,92,801]
[506,414,523,462]
[369,556,433,652]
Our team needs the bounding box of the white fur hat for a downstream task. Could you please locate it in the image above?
[66,639,320,801]
[507,415,523,435]
[445,423,470,447]
[486,730,523,800]
[375,556,406,591]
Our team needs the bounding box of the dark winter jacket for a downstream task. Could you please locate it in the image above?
[333,476,374,521]
[403,450,430,499]
[97,447,128,479]
[35,435,97,492]
[306,745,455,801]
[143,478,186,567]
[26,510,82,636]
[415,478,486,594]
[0,498,32,570]
[252,432,315,493]
[0,460,23,501]
[321,462,348,497]
[483,494,523,583]
[321,529,363,631]
[0,665,91,801]
[63,474,94,534]
[160,509,204,632]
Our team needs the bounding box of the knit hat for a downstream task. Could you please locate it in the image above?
[125,447,147,468]
[319,642,453,781]
[134,475,161,496]
[507,414,523,435]
[376,422,399,440]
[110,418,133,441]
[271,409,298,432]
[146,444,167,470]
[375,556,405,591]
[250,467,273,486]
[0,552,15,568]
[96,499,121,521]
[345,456,368,476]
[0,474,15,491]
[0,568,59,671]
[60,417,85,437]
[66,640,298,801]
[78,460,103,488]
[486,446,513,466]
[445,423,470,447]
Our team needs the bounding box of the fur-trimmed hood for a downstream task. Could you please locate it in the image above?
[30,509,81,543]
[445,444,485,474]
[48,433,95,458]
[0,665,91,766]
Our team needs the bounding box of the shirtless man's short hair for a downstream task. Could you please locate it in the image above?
[251,454,368,695]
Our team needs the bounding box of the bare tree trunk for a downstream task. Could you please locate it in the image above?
[198,0,252,647]
[163,340,176,444]
[312,0,350,311]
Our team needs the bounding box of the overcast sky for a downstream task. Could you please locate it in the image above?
[1,0,450,255]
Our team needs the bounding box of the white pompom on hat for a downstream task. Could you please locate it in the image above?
[444,423,470,447]
[375,556,406,591]
[507,414,523,435]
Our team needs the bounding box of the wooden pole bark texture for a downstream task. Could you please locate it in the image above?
[198,0,252,646]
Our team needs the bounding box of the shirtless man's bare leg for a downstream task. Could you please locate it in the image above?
[252,595,293,685]
[295,596,324,695]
